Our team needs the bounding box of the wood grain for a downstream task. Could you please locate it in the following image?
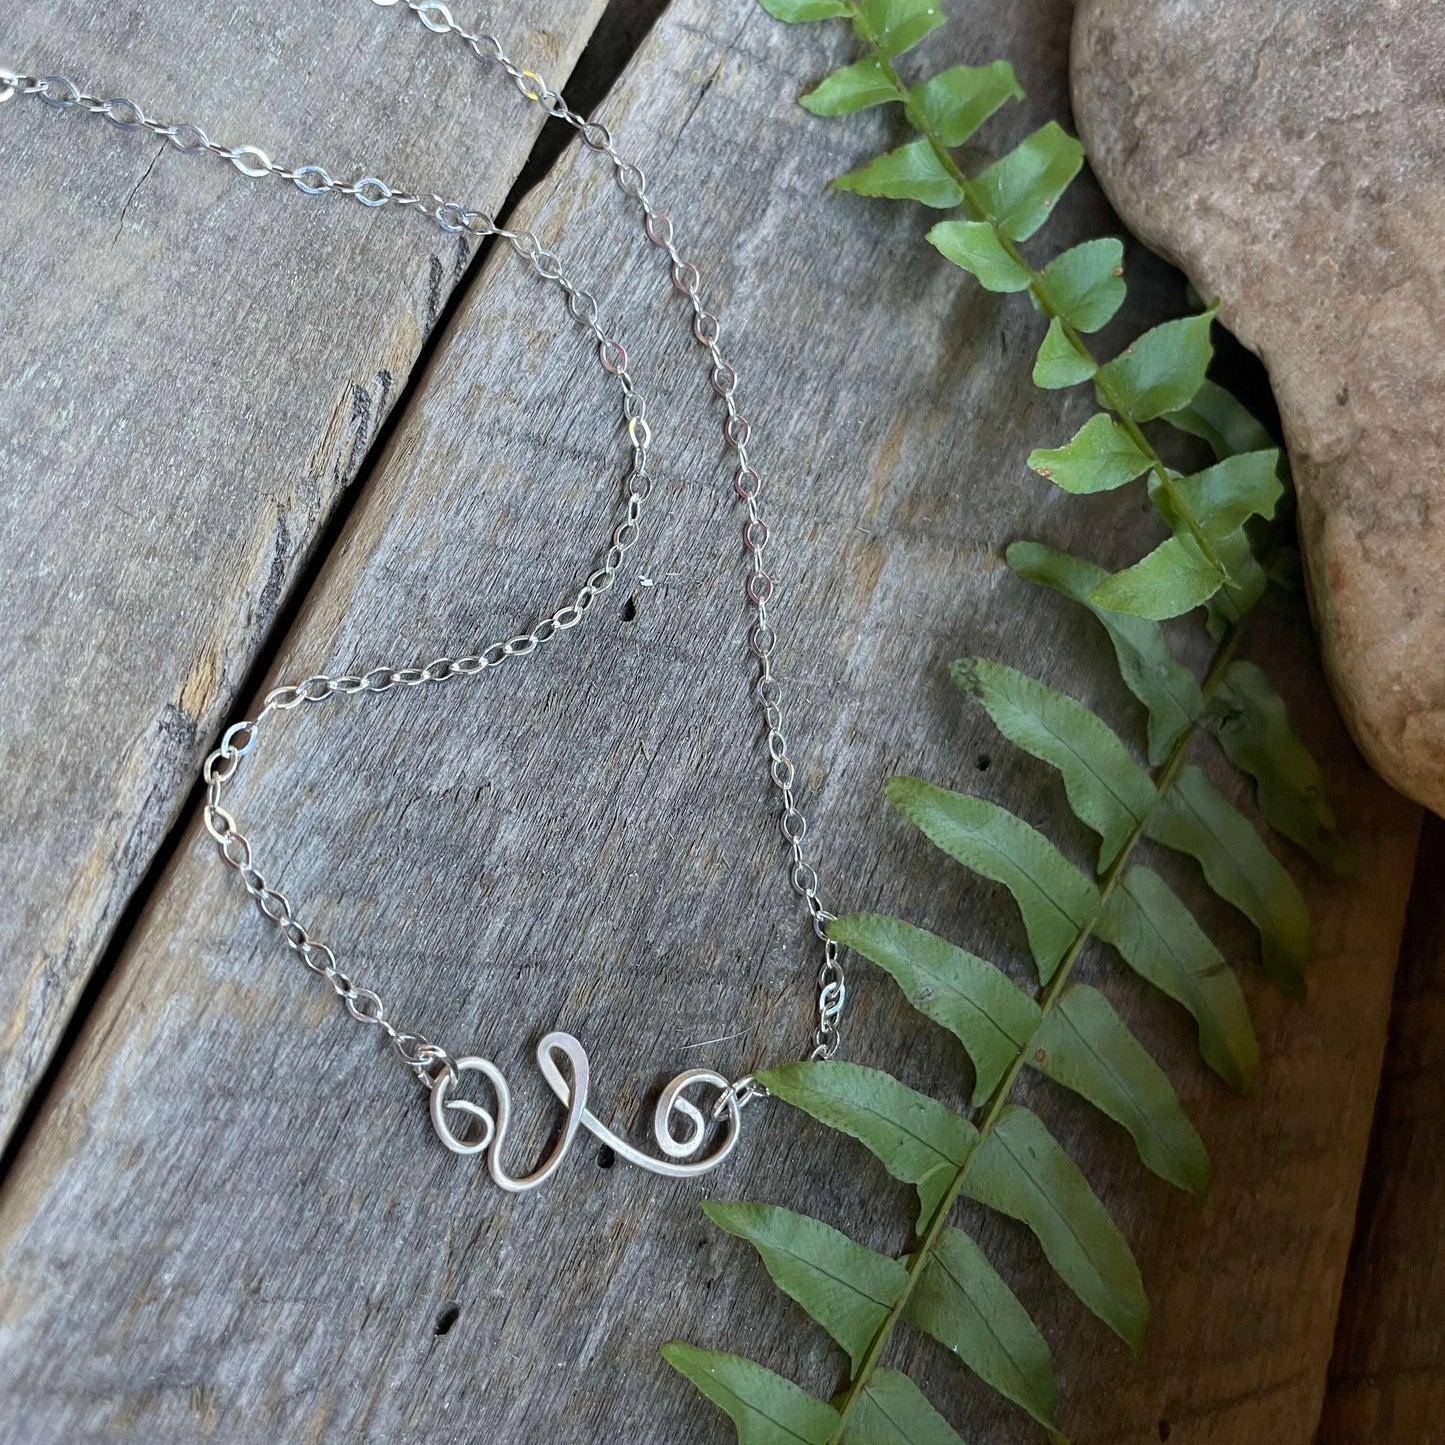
[1317,813,1445,1445]
[0,0,1422,1440]
[0,0,612,1142]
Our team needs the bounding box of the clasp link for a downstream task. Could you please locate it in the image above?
[711,1074,768,1121]
[0,70,24,105]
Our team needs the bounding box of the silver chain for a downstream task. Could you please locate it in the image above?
[1,3,845,1117]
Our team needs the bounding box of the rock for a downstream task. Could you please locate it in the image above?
[1070,0,1445,816]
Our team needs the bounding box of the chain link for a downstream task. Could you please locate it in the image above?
[413,2,848,1063]
[2,3,845,1089]
[201,732,457,1084]
[0,68,497,237]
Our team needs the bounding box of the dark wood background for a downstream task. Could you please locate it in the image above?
[0,0,1437,1440]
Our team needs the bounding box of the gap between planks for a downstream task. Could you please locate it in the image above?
[0,0,671,1189]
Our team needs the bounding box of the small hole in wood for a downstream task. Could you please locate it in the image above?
[975,754,991,772]
[1157,1422,1171,1442]
[434,1302,461,1337]
[622,596,638,623]
[597,1144,616,1170]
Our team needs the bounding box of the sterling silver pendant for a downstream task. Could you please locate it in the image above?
[428,1031,743,1192]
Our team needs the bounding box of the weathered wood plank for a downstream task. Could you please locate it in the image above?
[0,0,613,1141]
[0,0,1421,1440]
[1316,815,1445,1444]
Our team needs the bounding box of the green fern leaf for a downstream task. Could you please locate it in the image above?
[1096,866,1259,1092]
[1089,535,1224,620]
[831,138,964,208]
[828,912,1041,1105]
[1165,378,1275,459]
[905,1227,1059,1430]
[1209,660,1353,874]
[972,122,1085,241]
[1166,450,1283,538]
[1036,238,1126,332]
[661,1344,838,1444]
[886,777,1100,982]
[843,1369,965,1443]
[1026,413,1152,495]
[1145,764,1312,990]
[724,12,1332,1442]
[927,219,1033,293]
[1203,527,1270,637]
[1029,983,1211,1197]
[1094,310,1215,422]
[757,1060,979,1222]
[964,1105,1148,1350]
[1005,541,1204,765]
[702,1202,907,1372]
[1033,317,1096,389]
[800,56,902,115]
[1140,456,1281,625]
[756,0,849,21]
[907,60,1022,145]
[952,657,1155,870]
[851,0,948,57]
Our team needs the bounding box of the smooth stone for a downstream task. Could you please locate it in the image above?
[1070,0,1445,815]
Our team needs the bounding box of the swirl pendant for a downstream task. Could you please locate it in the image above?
[427,1031,742,1192]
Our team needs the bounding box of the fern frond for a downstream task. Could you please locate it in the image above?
[905,61,1023,143]
[1030,983,1210,1198]
[663,1343,840,1443]
[1145,765,1311,991]
[1006,541,1205,765]
[762,1059,978,1224]
[1096,866,1259,1091]
[1036,238,1127,331]
[832,138,964,208]
[828,912,1041,1105]
[964,1105,1147,1349]
[667,2,1354,1440]
[756,0,851,22]
[1209,660,1354,874]
[849,1367,968,1441]
[952,657,1154,869]
[885,779,1100,983]
[1166,376,1276,458]
[1089,535,1226,621]
[904,1227,1057,1430]
[852,0,949,58]
[1025,413,1151,494]
[702,1202,908,1373]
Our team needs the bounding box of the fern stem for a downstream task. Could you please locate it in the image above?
[827,578,1248,1441]
[849,24,1233,584]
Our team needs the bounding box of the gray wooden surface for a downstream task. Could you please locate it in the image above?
[1318,813,1445,1445]
[0,0,612,1142]
[0,0,1425,1441]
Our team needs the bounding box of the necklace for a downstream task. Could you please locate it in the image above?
[0,0,848,1194]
